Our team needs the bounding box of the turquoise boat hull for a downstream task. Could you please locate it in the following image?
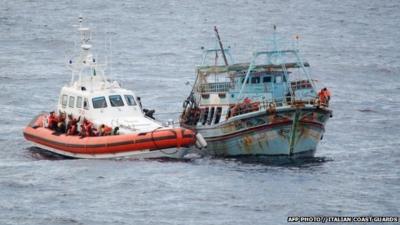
[194,106,331,157]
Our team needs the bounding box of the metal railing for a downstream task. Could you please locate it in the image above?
[290,80,313,90]
[229,96,318,118]
[197,82,232,93]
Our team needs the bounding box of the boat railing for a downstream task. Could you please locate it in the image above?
[197,82,232,93]
[259,96,317,109]
[290,80,313,90]
[228,96,318,118]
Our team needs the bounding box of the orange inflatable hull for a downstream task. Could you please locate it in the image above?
[23,114,196,158]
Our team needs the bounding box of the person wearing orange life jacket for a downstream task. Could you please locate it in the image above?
[99,124,112,136]
[323,87,331,102]
[66,115,80,136]
[56,112,67,133]
[47,111,58,130]
[80,119,95,137]
[318,87,331,106]
[243,97,252,104]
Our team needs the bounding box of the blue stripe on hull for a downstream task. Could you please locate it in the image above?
[197,107,330,157]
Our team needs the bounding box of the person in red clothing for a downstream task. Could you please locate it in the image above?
[318,87,331,106]
[66,115,81,136]
[47,111,58,130]
[99,124,112,136]
[80,118,95,137]
[323,87,331,102]
[84,119,93,137]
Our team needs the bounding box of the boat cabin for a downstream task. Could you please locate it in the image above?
[55,22,161,134]
[57,84,143,126]
[183,47,317,127]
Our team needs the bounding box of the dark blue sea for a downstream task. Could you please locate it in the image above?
[0,0,399,224]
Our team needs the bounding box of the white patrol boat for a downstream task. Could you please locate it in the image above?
[23,17,206,159]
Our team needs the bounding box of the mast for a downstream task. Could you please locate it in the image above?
[214,26,228,66]
[66,17,108,89]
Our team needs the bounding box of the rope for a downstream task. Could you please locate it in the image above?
[150,127,179,155]
[154,111,181,115]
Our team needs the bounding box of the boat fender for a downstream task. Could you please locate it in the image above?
[195,133,207,149]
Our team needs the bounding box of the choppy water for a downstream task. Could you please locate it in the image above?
[1,0,399,224]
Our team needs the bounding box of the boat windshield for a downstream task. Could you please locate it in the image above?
[109,95,124,107]
[124,95,137,106]
[92,96,107,108]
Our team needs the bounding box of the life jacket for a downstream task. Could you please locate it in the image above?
[85,123,93,136]
[47,114,58,129]
[318,89,332,106]
[323,89,331,100]
[67,125,77,135]
[103,126,112,136]
[243,98,252,104]
[251,102,260,111]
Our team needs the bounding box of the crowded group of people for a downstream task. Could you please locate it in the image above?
[47,111,119,137]
[227,97,260,118]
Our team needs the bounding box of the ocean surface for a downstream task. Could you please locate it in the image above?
[0,0,399,224]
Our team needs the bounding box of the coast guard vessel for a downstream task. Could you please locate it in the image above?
[23,18,206,159]
[180,27,332,157]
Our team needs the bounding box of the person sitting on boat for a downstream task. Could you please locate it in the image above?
[55,112,66,133]
[230,104,239,117]
[66,115,80,136]
[56,120,66,133]
[143,108,155,120]
[242,97,253,114]
[47,111,58,130]
[80,118,95,137]
[99,124,112,136]
[112,127,120,135]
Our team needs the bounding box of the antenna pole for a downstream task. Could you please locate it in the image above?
[214,26,228,66]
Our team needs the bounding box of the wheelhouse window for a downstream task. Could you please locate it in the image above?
[263,76,271,83]
[61,94,68,107]
[92,96,107,109]
[76,96,83,108]
[124,95,137,106]
[109,95,124,107]
[275,75,283,83]
[69,96,75,108]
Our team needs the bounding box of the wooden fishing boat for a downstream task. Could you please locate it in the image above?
[180,27,331,157]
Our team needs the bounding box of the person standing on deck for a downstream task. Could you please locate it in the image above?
[318,87,331,106]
